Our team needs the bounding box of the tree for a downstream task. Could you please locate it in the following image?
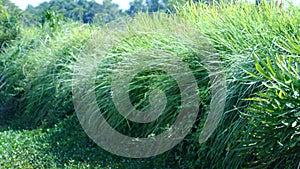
[126,0,199,16]
[24,0,123,24]
[96,0,122,23]
[127,0,146,16]
[145,0,163,12]
[126,0,165,16]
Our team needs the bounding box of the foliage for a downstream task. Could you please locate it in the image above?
[24,0,122,24]
[178,1,300,168]
[76,14,211,142]
[241,37,300,168]
[95,0,122,24]
[0,0,22,123]
[0,115,177,168]
[127,0,147,15]
[126,0,192,15]
[41,10,65,32]
[0,19,94,127]
[0,1,299,169]
[0,0,21,51]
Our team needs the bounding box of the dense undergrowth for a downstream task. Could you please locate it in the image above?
[0,1,299,168]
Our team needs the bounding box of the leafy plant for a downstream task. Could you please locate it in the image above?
[41,10,65,32]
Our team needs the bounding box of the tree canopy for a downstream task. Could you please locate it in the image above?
[24,0,122,24]
[22,0,204,24]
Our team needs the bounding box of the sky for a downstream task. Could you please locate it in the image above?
[10,0,133,10]
[9,0,300,11]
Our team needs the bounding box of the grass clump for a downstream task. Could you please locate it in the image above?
[0,0,21,50]
[73,13,217,159]
[241,37,300,168]
[0,20,94,127]
[176,1,300,168]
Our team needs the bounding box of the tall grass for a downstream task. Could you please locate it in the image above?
[0,1,299,168]
[0,0,21,50]
[72,13,218,159]
[0,20,95,127]
[241,37,300,168]
[177,1,300,168]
